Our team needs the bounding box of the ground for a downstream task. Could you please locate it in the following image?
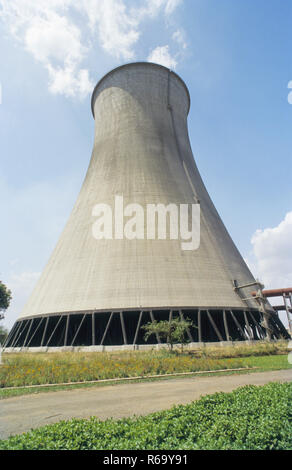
[1,369,291,440]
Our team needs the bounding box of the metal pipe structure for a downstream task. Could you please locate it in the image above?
[283,295,292,335]
[5,63,290,350]
[251,287,292,335]
[251,288,292,298]
[273,306,292,312]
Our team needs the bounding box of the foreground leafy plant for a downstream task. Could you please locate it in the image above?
[1,382,291,450]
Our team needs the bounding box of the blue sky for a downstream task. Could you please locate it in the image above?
[1,0,292,330]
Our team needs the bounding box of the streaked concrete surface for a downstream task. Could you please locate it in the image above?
[18,62,260,321]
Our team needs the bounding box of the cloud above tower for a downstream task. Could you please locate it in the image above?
[147,45,177,69]
[246,212,292,290]
[0,0,187,98]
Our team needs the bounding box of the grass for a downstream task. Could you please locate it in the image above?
[1,382,291,450]
[0,341,291,399]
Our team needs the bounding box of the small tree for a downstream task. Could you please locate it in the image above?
[0,280,12,319]
[0,325,8,344]
[142,317,194,352]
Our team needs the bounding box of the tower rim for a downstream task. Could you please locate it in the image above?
[90,61,191,118]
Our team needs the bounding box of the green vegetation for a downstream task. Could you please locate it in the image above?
[0,353,289,400]
[142,317,194,351]
[1,382,291,450]
[0,325,9,344]
[0,341,291,399]
[0,280,12,313]
[0,349,245,388]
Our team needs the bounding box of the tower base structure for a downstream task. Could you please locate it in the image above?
[3,308,289,351]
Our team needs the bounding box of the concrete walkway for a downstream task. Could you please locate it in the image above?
[1,369,291,440]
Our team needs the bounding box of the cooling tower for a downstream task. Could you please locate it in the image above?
[5,62,289,350]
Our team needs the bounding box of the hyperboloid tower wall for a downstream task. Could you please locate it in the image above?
[5,63,289,350]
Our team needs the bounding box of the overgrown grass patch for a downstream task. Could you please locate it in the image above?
[1,382,291,450]
[0,341,290,394]
[0,351,246,388]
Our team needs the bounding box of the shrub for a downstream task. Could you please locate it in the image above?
[0,382,291,450]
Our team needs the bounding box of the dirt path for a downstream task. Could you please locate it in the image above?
[1,369,291,440]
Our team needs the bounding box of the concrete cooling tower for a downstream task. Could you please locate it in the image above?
[5,62,289,351]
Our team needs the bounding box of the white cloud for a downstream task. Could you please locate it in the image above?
[47,64,93,98]
[79,0,140,60]
[133,0,181,19]
[250,212,292,289]
[165,0,183,15]
[24,12,83,64]
[0,0,186,98]
[23,10,94,97]
[147,45,177,69]
[80,0,184,61]
[95,1,139,60]
[172,29,187,49]
[0,1,93,98]
[245,212,292,327]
